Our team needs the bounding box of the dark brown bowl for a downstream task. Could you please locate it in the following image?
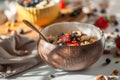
[38,22,105,71]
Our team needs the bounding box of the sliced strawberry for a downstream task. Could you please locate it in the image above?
[94,16,109,30]
[67,41,79,46]
[58,33,71,43]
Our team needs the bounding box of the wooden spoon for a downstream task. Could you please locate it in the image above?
[23,20,48,42]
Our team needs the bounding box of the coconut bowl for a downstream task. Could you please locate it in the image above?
[38,22,105,71]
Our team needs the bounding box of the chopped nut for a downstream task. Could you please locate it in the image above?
[10,30,17,35]
[100,3,109,9]
[110,15,116,21]
[72,31,82,36]
[111,69,119,76]
[115,50,120,57]
[84,41,90,45]
[90,37,97,43]
[81,35,90,41]
[5,27,11,33]
[24,50,29,54]
[80,42,85,46]
[106,36,111,40]
[96,75,105,80]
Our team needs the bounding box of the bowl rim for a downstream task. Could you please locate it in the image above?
[39,22,104,47]
[16,0,60,10]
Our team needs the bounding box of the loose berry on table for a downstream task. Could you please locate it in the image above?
[105,58,111,64]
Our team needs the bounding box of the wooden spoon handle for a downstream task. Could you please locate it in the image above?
[23,20,48,41]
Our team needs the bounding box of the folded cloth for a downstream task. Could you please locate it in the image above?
[0,34,41,78]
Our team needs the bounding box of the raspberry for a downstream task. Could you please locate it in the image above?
[60,0,66,9]
[59,34,71,43]
[94,16,109,30]
[115,36,120,49]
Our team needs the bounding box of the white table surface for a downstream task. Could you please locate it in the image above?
[1,54,119,80]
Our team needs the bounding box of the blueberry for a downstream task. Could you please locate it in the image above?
[71,34,76,39]
[24,3,30,7]
[70,9,80,17]
[115,28,119,32]
[106,58,111,64]
[18,29,24,34]
[12,18,17,23]
[49,40,54,43]
[34,0,40,4]
[57,32,64,37]
[114,20,119,26]
[100,9,106,14]
[30,1,35,6]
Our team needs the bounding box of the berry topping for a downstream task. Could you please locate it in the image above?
[94,16,109,30]
[48,31,97,46]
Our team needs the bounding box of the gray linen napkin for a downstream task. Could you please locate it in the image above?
[0,34,41,78]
